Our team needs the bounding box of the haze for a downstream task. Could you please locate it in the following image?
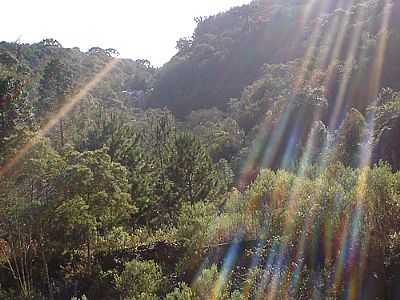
[1,0,250,66]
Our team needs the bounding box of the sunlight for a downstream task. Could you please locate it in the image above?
[314,0,379,171]
[327,5,368,130]
[368,0,393,101]
[234,2,394,297]
[228,1,358,296]
[1,0,399,298]
[288,0,353,174]
[330,4,393,297]
[238,0,333,178]
[0,58,119,178]
[211,236,242,300]
[284,0,320,59]
[320,1,357,70]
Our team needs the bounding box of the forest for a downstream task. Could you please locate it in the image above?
[1,0,400,299]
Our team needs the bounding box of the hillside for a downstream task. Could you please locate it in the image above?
[1,0,400,299]
[149,0,400,116]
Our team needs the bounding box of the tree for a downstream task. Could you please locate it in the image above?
[115,260,163,300]
[166,132,217,204]
[176,38,193,52]
[39,38,62,48]
[37,58,75,148]
[372,89,400,169]
[52,147,133,273]
[0,77,33,163]
[165,283,194,300]
[129,112,221,227]
[187,109,244,162]
[0,140,63,299]
[105,48,120,57]
[75,106,139,163]
[333,108,366,167]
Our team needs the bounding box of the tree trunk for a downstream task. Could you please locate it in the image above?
[59,119,64,148]
[41,247,54,300]
[87,236,91,274]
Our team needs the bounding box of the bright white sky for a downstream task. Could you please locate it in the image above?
[2,0,250,66]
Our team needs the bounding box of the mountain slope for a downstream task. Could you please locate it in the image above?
[149,0,400,118]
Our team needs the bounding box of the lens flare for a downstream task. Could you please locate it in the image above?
[190,1,394,298]
[0,58,119,178]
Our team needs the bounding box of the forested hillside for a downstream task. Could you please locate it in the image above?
[2,0,400,299]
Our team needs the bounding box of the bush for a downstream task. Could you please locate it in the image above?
[174,202,217,275]
[115,260,164,300]
[165,283,194,300]
[191,265,230,300]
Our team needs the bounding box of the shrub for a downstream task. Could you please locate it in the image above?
[191,265,230,300]
[115,260,163,300]
[165,283,194,300]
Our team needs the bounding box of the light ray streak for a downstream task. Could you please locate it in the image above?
[245,1,391,297]
[243,1,344,290]
[210,234,243,300]
[279,117,302,170]
[284,0,320,59]
[367,0,393,103]
[260,4,371,293]
[259,0,342,172]
[316,0,378,171]
[331,4,393,296]
[257,242,279,297]
[293,0,361,175]
[239,0,334,180]
[239,0,331,175]
[322,1,357,74]
[276,0,354,177]
[0,58,119,178]
[300,0,320,27]
[316,0,349,69]
[194,1,390,297]
[328,5,368,130]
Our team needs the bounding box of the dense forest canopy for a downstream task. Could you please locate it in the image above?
[2,0,400,299]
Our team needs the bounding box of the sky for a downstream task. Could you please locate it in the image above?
[1,0,250,66]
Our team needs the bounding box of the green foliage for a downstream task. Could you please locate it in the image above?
[174,202,217,274]
[188,109,244,162]
[371,89,400,169]
[165,283,194,300]
[54,196,97,250]
[115,260,164,300]
[149,1,309,116]
[50,147,134,265]
[2,1,400,298]
[75,106,139,162]
[130,112,221,227]
[0,139,63,299]
[0,287,16,300]
[332,108,366,167]
[0,76,34,163]
[191,265,220,300]
[167,132,217,203]
[37,58,74,116]
[61,147,133,226]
